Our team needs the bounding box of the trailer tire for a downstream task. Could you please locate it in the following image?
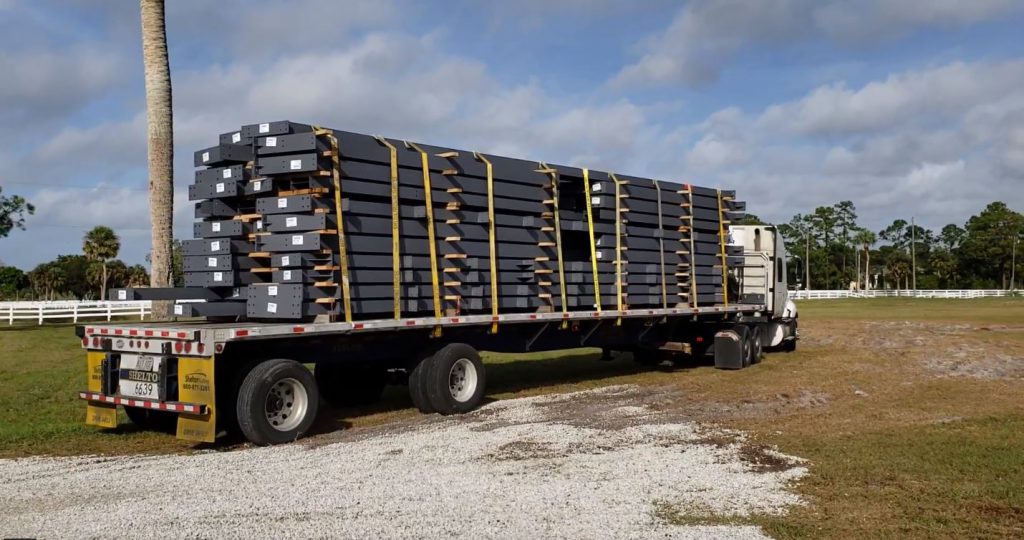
[425,343,486,415]
[315,363,387,408]
[750,325,764,365]
[408,358,436,414]
[236,359,319,446]
[124,406,177,433]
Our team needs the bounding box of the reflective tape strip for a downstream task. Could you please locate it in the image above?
[77,391,205,414]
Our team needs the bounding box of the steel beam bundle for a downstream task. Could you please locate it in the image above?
[117,120,746,321]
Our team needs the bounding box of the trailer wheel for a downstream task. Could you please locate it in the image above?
[408,358,436,414]
[315,363,387,408]
[236,359,319,445]
[124,406,177,433]
[749,326,764,365]
[425,343,486,415]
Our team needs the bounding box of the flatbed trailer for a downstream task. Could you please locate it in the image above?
[76,225,798,446]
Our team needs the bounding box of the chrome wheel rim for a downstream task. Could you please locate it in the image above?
[265,377,308,432]
[448,358,478,402]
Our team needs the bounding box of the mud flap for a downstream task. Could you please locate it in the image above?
[176,356,217,443]
[85,351,117,428]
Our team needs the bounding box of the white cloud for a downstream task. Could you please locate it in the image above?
[759,61,1024,136]
[613,0,1024,88]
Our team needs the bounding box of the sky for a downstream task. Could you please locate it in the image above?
[1,0,1023,270]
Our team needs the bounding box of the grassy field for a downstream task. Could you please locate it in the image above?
[1,297,1023,538]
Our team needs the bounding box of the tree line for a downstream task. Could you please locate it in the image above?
[744,200,1024,290]
[0,226,150,301]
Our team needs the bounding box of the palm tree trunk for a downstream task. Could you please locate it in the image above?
[141,0,174,319]
[864,248,870,291]
[101,262,108,301]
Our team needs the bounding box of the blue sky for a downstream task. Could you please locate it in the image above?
[2,0,1024,270]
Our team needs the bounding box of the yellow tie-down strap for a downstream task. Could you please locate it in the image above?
[313,128,353,322]
[176,355,217,443]
[716,188,729,310]
[406,141,443,336]
[474,152,500,333]
[85,351,116,428]
[582,168,601,311]
[375,136,402,320]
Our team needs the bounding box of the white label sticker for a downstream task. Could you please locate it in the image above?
[207,257,217,268]
[266,137,277,147]
[281,255,291,266]
[292,234,304,245]
[231,132,241,143]
[277,198,287,208]
[591,196,600,205]
[210,241,221,251]
[201,151,210,163]
[596,251,603,260]
[256,220,263,230]
[286,217,298,228]
[216,182,225,193]
[174,304,183,315]
[592,183,602,192]
[289,159,302,170]
[212,222,221,232]
[253,180,262,191]
[266,302,277,313]
[283,270,292,280]
[258,123,270,133]
[222,168,232,179]
[213,271,224,282]
[117,290,127,300]
[268,286,278,296]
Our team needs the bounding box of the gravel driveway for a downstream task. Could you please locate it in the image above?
[0,385,805,539]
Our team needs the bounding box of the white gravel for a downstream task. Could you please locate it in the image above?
[0,385,806,539]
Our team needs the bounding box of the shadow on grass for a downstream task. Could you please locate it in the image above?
[307,349,716,438]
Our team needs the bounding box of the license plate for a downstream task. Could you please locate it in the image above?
[118,354,164,401]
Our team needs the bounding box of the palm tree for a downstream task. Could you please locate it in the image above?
[141,0,174,318]
[83,226,120,300]
[853,228,877,291]
[128,264,150,287]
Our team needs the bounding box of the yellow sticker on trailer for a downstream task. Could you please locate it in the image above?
[85,351,117,428]
[176,356,217,443]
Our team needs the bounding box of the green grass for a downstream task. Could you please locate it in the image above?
[0,325,193,457]
[2,298,1024,538]
[797,296,1024,324]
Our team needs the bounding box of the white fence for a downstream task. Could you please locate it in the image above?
[1,301,151,325]
[789,289,1017,300]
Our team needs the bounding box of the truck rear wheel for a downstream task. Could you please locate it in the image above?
[236,359,320,445]
[408,357,437,414]
[315,363,387,408]
[425,343,486,415]
[124,406,177,433]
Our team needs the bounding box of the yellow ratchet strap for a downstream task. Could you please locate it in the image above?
[546,165,568,326]
[375,136,402,320]
[716,188,729,310]
[405,141,442,336]
[582,168,601,311]
[612,173,623,325]
[319,129,352,322]
[474,152,500,333]
[654,179,667,312]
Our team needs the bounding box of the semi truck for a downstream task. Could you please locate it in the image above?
[76,224,798,446]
